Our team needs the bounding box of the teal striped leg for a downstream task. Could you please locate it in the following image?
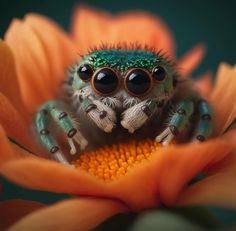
[156,100,194,145]
[193,100,213,141]
[35,108,70,165]
[49,104,88,153]
[35,101,88,163]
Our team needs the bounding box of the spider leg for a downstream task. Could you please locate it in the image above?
[121,99,158,133]
[36,106,69,165]
[192,99,213,142]
[156,100,194,146]
[35,101,88,164]
[80,96,117,133]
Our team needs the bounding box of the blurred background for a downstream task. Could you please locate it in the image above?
[0,0,236,230]
[1,0,236,76]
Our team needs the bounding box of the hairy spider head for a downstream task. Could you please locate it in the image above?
[70,45,179,109]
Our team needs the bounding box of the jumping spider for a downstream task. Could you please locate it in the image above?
[35,46,213,165]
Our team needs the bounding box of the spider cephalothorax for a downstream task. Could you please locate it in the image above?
[35,45,213,164]
[67,46,179,131]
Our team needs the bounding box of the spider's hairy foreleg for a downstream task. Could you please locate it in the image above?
[193,99,213,142]
[35,101,88,162]
[121,99,158,133]
[156,100,194,146]
[80,96,117,133]
[36,107,70,165]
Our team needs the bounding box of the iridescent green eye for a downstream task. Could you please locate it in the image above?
[77,64,94,81]
[125,68,152,96]
[152,66,166,81]
[92,67,119,95]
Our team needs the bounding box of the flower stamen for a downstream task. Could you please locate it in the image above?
[73,139,170,181]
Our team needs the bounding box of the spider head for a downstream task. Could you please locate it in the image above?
[73,46,179,107]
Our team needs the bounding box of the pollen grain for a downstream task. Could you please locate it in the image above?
[73,139,164,181]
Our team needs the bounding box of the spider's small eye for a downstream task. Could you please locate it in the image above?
[77,64,94,81]
[92,68,119,95]
[152,66,166,81]
[125,69,152,96]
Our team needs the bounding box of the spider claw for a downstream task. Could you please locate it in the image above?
[67,130,88,155]
[155,135,163,143]
[155,128,170,143]
[73,133,88,151]
[79,138,88,150]
[162,134,174,146]
[68,138,76,155]
[121,120,135,133]
[52,151,70,166]
[155,127,174,146]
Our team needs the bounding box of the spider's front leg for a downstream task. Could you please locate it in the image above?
[121,99,158,133]
[35,101,88,165]
[192,99,213,142]
[155,100,194,146]
[74,89,118,133]
[155,97,213,145]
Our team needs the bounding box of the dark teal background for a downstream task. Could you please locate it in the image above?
[1,0,236,230]
[1,0,236,76]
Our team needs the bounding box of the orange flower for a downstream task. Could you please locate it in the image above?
[0,6,235,231]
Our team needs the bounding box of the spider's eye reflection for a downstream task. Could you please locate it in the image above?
[77,64,94,81]
[125,69,152,96]
[92,68,119,95]
[152,66,166,81]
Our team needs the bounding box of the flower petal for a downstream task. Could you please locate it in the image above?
[71,5,111,54]
[177,131,236,209]
[112,12,175,57]
[4,15,76,114]
[177,164,236,209]
[0,124,33,165]
[72,6,175,57]
[8,198,127,231]
[0,41,24,114]
[24,14,77,97]
[0,157,117,198]
[0,155,161,211]
[0,199,45,230]
[0,93,33,150]
[1,134,233,211]
[4,19,52,112]
[210,63,236,134]
[178,44,206,76]
[157,136,233,206]
[0,125,16,164]
[194,72,213,97]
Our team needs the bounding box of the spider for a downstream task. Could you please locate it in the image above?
[34,45,213,165]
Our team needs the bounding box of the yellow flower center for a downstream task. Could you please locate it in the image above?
[73,139,167,181]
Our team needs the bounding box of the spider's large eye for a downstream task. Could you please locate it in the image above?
[125,68,152,96]
[92,68,119,95]
[77,64,94,81]
[152,66,167,81]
